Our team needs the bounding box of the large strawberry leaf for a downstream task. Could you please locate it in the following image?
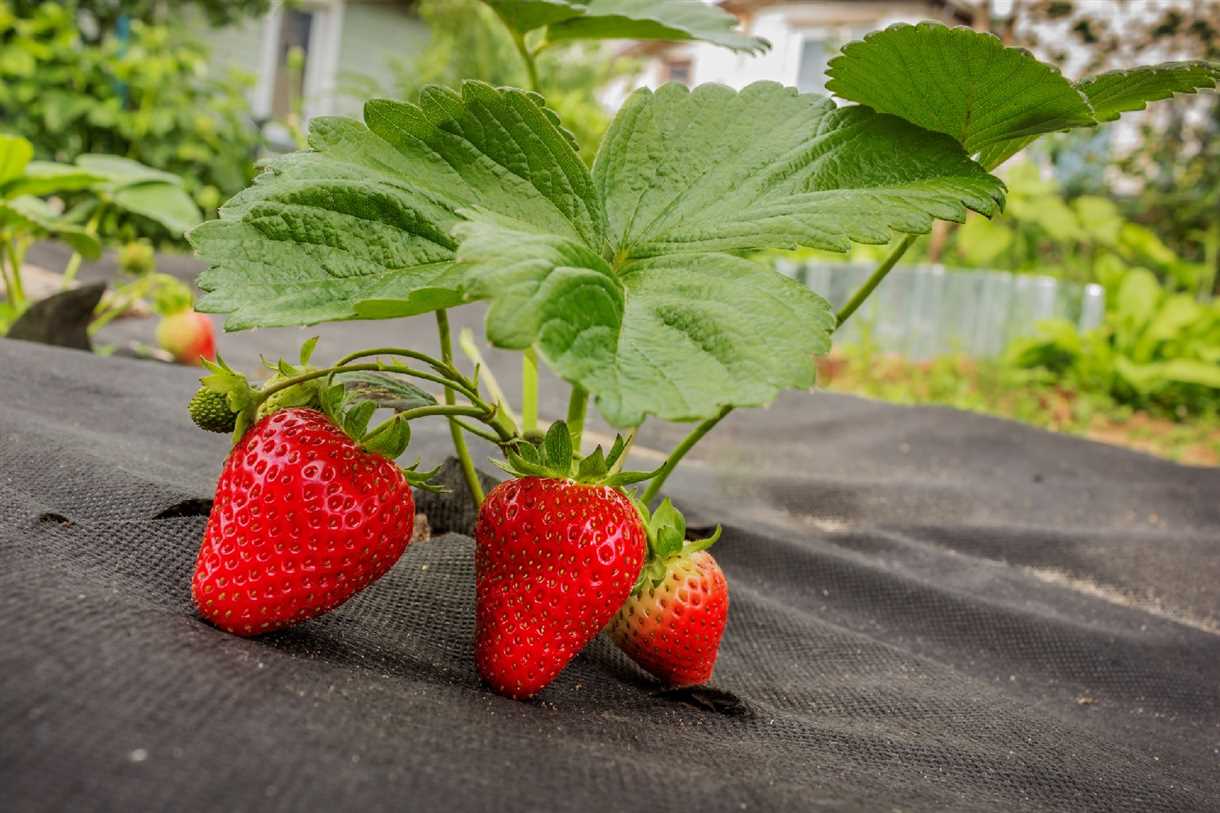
[0,197,101,258]
[0,133,33,188]
[594,81,1004,257]
[191,81,602,329]
[1077,62,1219,122]
[825,23,1095,155]
[486,0,769,54]
[456,212,833,427]
[827,22,1218,171]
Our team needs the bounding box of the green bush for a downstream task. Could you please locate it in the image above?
[1008,269,1220,417]
[0,2,258,229]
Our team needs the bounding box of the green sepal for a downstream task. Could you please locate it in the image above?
[319,383,346,421]
[604,434,628,471]
[199,354,257,415]
[299,336,319,366]
[576,447,608,482]
[342,399,377,440]
[400,460,444,493]
[628,496,723,592]
[605,469,657,487]
[543,420,573,475]
[361,415,412,461]
[198,354,260,445]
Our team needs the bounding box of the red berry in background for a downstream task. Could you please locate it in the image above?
[608,548,729,688]
[192,408,415,636]
[474,476,646,699]
[156,309,215,365]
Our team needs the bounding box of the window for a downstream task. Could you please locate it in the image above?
[796,38,826,93]
[664,58,692,85]
[271,9,314,120]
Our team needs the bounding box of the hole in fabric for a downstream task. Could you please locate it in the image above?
[652,686,751,717]
[154,499,215,519]
[37,512,73,527]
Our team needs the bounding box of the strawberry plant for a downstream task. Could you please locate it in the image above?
[186,7,1217,698]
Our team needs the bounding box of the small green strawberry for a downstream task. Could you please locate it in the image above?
[188,386,237,433]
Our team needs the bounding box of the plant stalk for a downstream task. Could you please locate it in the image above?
[62,205,105,289]
[6,240,26,308]
[640,406,729,505]
[435,309,485,507]
[509,30,541,93]
[834,234,917,328]
[566,384,589,454]
[521,347,539,434]
[641,234,920,502]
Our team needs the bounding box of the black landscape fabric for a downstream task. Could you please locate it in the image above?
[1,337,1218,812]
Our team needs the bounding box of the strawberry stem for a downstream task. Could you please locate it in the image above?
[640,406,729,505]
[436,309,486,508]
[566,384,589,455]
[521,347,539,434]
[642,235,920,503]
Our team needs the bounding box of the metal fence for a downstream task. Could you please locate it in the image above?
[775,260,1105,360]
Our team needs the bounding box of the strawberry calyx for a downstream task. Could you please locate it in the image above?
[628,496,722,593]
[493,420,657,488]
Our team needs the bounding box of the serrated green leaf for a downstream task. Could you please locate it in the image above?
[0,133,33,187]
[544,420,573,473]
[2,161,106,198]
[484,0,579,32]
[335,370,437,412]
[458,212,836,427]
[825,22,1095,155]
[544,0,768,54]
[1076,61,1218,123]
[112,181,203,236]
[594,82,1004,257]
[192,81,600,329]
[0,197,101,258]
[76,154,184,186]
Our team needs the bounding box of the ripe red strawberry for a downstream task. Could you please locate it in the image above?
[192,407,415,636]
[474,423,650,699]
[156,309,215,365]
[607,499,728,687]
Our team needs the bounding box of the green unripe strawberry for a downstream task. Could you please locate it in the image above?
[117,241,155,275]
[188,387,238,433]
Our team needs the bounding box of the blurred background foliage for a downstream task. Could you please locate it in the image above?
[0,0,1215,458]
[379,0,639,164]
[0,0,260,238]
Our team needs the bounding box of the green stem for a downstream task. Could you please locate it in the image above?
[363,404,490,446]
[62,205,105,289]
[334,346,453,376]
[640,406,729,505]
[0,237,14,306]
[521,347,539,434]
[6,240,26,307]
[834,234,917,328]
[454,417,505,445]
[566,384,589,454]
[436,310,485,507]
[509,30,541,92]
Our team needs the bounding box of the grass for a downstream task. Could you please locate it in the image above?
[818,346,1220,467]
